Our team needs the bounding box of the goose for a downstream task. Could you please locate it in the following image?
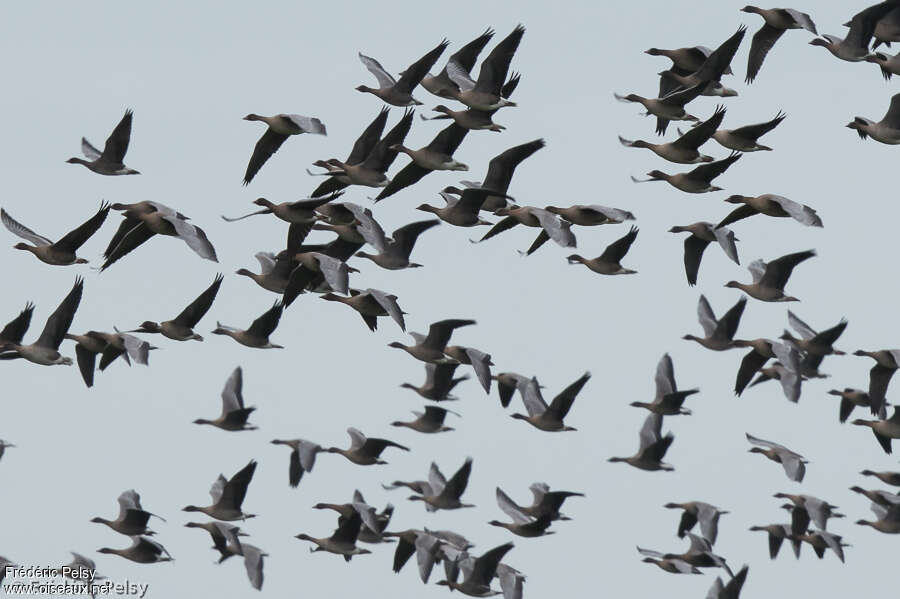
[445,25,524,111]
[743,7,817,82]
[280,237,364,306]
[193,367,256,432]
[545,204,635,226]
[780,311,846,373]
[566,226,638,275]
[295,511,372,561]
[236,252,296,294]
[683,295,747,351]
[311,500,382,541]
[860,469,900,486]
[101,201,217,270]
[637,533,733,575]
[383,479,433,495]
[408,458,474,511]
[326,428,409,465]
[850,485,900,508]
[705,111,786,151]
[630,354,699,416]
[97,536,172,564]
[852,407,900,454]
[747,434,807,482]
[374,123,469,201]
[62,552,106,587]
[640,557,700,574]
[810,2,895,61]
[510,372,591,432]
[865,49,900,78]
[92,329,155,371]
[791,530,849,562]
[242,113,326,184]
[183,460,257,521]
[745,344,809,403]
[422,72,518,131]
[847,92,900,144]
[717,193,822,227]
[356,40,449,106]
[775,493,843,536]
[130,273,223,341]
[490,489,554,538]
[184,521,246,562]
[321,288,406,332]
[436,542,514,595]
[632,152,741,192]
[476,206,576,255]
[0,439,14,462]
[663,501,728,544]
[2,203,109,265]
[867,5,900,48]
[389,319,476,363]
[91,489,165,537]
[392,406,459,433]
[608,413,675,471]
[385,529,456,582]
[233,543,266,590]
[668,221,739,286]
[0,277,82,366]
[619,105,725,164]
[211,301,284,349]
[270,439,323,488]
[614,83,705,135]
[420,28,495,98]
[492,372,534,408]
[222,191,343,229]
[354,217,441,270]
[657,27,747,95]
[444,345,492,392]
[706,564,749,599]
[350,490,394,544]
[287,252,357,296]
[401,362,469,401]
[856,503,900,534]
[63,331,109,387]
[733,338,780,395]
[644,45,734,74]
[461,139,545,212]
[749,523,801,559]
[417,187,507,227]
[725,249,815,302]
[496,483,584,521]
[853,349,900,417]
[310,108,389,197]
[66,110,140,175]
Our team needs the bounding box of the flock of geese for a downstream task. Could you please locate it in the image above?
[3,2,900,597]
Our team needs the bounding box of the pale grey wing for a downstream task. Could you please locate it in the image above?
[817,532,843,561]
[284,114,327,135]
[655,353,676,399]
[446,60,477,91]
[496,564,525,599]
[528,482,549,504]
[352,489,365,504]
[639,413,663,449]
[69,552,97,571]
[346,203,387,252]
[748,259,767,283]
[210,474,227,503]
[697,295,718,338]
[414,533,442,583]
[409,331,427,344]
[215,522,243,549]
[221,366,244,412]
[787,310,817,340]
[145,201,179,217]
[120,333,151,365]
[496,488,532,524]
[706,577,725,599]
[241,544,265,591]
[254,252,277,275]
[784,8,816,33]
[530,208,576,248]
[744,432,786,452]
[430,529,471,550]
[465,347,492,393]
[117,489,142,513]
[803,497,829,529]
[888,350,900,365]
[366,288,405,331]
[358,53,397,88]
[312,253,350,295]
[1,209,52,246]
[297,441,320,472]
[670,559,697,573]
[712,226,740,265]
[696,504,721,545]
[351,502,380,533]
[81,137,103,161]
[772,342,802,402]
[686,532,713,553]
[520,377,549,416]
[347,427,367,451]
[438,191,462,209]
[582,205,636,222]
[428,462,448,496]
[636,547,666,558]
[769,195,823,227]
[164,217,218,261]
[872,502,889,520]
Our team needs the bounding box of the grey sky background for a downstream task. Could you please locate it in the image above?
[1,1,898,596]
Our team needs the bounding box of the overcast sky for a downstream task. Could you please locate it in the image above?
[1,1,898,597]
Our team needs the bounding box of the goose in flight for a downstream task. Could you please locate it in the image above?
[669,222,739,286]
[66,109,140,175]
[194,367,257,432]
[725,249,815,302]
[567,226,639,275]
[130,274,223,341]
[270,439,324,488]
[183,460,257,521]
[91,489,166,537]
[743,7,817,83]
[356,40,449,106]
[211,301,284,349]
[2,203,110,265]
[0,277,83,366]
[510,372,591,432]
[242,113,326,185]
